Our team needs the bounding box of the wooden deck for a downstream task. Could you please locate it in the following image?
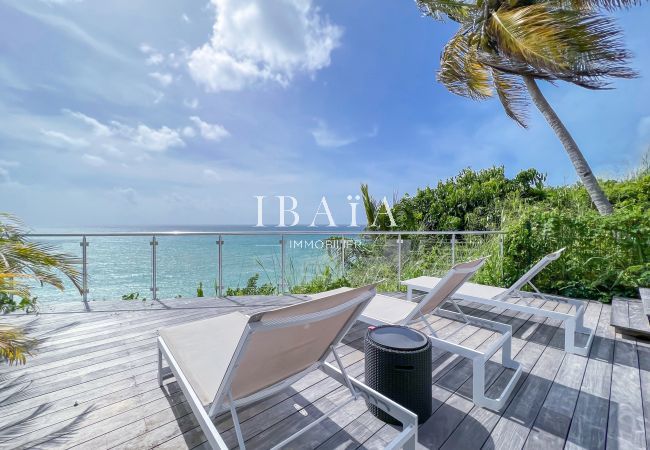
[0,293,648,449]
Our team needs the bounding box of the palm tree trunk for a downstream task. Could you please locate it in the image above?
[523,76,613,215]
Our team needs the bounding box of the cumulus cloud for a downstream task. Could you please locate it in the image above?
[189,116,230,141]
[146,53,165,66]
[149,71,173,87]
[187,0,342,92]
[311,120,378,148]
[64,109,185,152]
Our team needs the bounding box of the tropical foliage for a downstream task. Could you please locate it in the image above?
[359,157,650,301]
[416,0,640,214]
[0,214,82,364]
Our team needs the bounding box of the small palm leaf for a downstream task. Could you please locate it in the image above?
[438,29,493,99]
[417,0,477,22]
[491,69,529,127]
[547,0,643,12]
[0,324,36,365]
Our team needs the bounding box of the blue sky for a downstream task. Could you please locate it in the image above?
[0,0,648,227]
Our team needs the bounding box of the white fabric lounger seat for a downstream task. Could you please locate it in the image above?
[402,248,596,356]
[157,284,418,450]
[310,258,522,411]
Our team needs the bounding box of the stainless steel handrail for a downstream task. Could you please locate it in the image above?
[25,230,504,237]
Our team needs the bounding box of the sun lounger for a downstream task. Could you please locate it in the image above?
[310,258,522,410]
[157,284,418,450]
[402,248,596,356]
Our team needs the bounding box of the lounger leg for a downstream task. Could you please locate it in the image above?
[157,347,163,387]
[228,391,246,450]
[472,356,487,408]
[575,304,590,334]
[407,286,413,301]
[501,331,518,369]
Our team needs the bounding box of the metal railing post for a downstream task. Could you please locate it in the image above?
[451,233,456,265]
[217,235,224,297]
[397,234,403,290]
[150,236,158,300]
[80,236,88,302]
[341,237,345,279]
[499,233,505,279]
[280,235,286,294]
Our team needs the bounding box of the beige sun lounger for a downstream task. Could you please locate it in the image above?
[310,258,522,410]
[402,248,595,356]
[157,284,418,450]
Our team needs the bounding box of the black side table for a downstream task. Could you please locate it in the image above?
[365,325,432,424]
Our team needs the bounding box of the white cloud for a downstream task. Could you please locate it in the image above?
[184,98,199,109]
[203,168,220,180]
[82,153,106,167]
[41,129,88,147]
[149,71,173,87]
[126,124,185,151]
[139,43,154,54]
[146,53,165,66]
[187,0,342,92]
[182,13,191,23]
[181,126,196,138]
[63,109,111,136]
[190,116,230,141]
[62,109,184,152]
[311,120,378,148]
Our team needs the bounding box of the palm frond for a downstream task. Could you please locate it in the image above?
[438,29,493,99]
[0,324,36,365]
[491,68,530,127]
[0,214,82,293]
[545,0,643,12]
[416,0,478,22]
[486,5,636,87]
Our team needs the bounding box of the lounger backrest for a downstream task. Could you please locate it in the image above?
[408,257,487,320]
[495,248,565,300]
[227,284,376,401]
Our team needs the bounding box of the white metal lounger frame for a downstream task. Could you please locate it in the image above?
[404,248,596,356]
[158,288,418,450]
[362,259,522,411]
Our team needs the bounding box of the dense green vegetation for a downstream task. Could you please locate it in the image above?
[363,157,650,301]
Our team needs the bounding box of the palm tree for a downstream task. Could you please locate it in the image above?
[0,214,81,364]
[417,0,639,215]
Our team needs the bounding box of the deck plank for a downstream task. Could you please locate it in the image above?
[606,331,646,449]
[0,295,646,450]
[522,302,605,449]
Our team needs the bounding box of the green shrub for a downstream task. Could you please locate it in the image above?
[225,274,275,296]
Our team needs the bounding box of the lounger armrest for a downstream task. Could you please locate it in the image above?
[322,362,418,449]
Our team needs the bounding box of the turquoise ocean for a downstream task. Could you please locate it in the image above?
[30,225,363,303]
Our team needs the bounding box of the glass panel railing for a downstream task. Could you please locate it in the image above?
[20,231,505,304]
[87,236,150,301]
[222,234,281,296]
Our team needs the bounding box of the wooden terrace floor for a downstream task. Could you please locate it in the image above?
[0,293,648,449]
